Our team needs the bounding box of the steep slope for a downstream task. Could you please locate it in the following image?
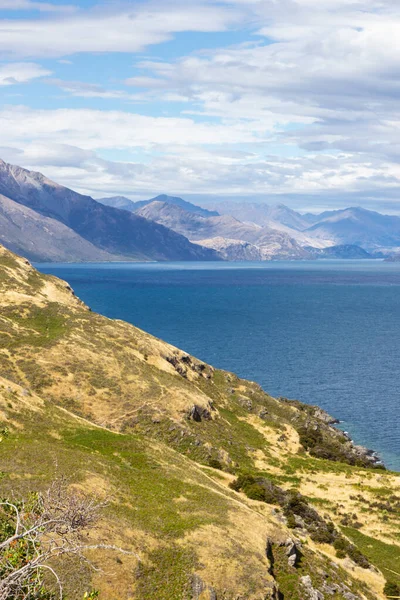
[137,201,312,259]
[0,193,124,262]
[305,207,400,251]
[0,159,220,262]
[1,245,399,599]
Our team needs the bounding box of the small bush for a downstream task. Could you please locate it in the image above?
[286,513,296,529]
[245,484,266,501]
[384,581,400,597]
[208,458,223,470]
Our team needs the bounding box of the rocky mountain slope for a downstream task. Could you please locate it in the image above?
[0,193,123,262]
[1,244,399,599]
[0,160,219,262]
[136,201,314,259]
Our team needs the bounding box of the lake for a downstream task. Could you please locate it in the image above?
[37,259,400,471]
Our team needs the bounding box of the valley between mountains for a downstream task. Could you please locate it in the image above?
[1,245,400,599]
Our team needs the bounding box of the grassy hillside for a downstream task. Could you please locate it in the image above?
[0,245,399,599]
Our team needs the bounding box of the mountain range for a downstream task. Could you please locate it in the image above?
[99,193,400,259]
[208,201,400,254]
[1,158,400,262]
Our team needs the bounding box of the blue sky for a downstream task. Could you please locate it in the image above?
[0,0,400,212]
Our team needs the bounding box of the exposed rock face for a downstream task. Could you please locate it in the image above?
[197,237,264,261]
[0,159,220,262]
[300,575,325,600]
[188,404,212,422]
[283,537,302,568]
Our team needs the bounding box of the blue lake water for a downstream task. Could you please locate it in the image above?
[37,260,400,471]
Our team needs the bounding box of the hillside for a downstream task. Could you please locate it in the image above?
[1,245,400,599]
[0,159,219,262]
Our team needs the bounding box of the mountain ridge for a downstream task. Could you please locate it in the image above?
[99,193,219,218]
[0,159,220,262]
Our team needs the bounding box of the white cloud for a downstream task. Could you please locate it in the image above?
[0,0,75,12]
[0,2,243,58]
[123,0,400,165]
[0,114,398,203]
[0,105,261,149]
[0,62,51,86]
[1,0,400,208]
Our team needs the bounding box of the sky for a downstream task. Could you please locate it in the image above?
[1,0,400,212]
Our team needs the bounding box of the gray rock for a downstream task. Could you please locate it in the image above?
[300,575,324,600]
[282,537,302,568]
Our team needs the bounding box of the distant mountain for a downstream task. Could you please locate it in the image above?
[305,207,400,251]
[213,201,400,253]
[99,193,219,218]
[136,201,313,259]
[97,195,138,211]
[136,201,261,241]
[212,201,311,231]
[307,244,373,259]
[142,195,220,217]
[0,160,220,262]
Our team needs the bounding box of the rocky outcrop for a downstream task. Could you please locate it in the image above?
[283,537,302,568]
[300,575,325,600]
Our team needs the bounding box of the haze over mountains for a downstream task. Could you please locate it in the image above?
[99,193,400,260]
[1,158,400,262]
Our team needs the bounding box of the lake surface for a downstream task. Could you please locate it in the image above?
[37,260,400,471]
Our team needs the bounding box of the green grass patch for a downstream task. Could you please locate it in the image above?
[342,527,400,584]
